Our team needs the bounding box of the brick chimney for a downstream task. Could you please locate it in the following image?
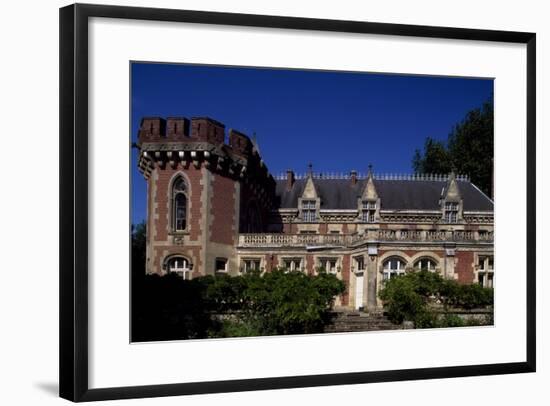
[350,170,358,185]
[286,169,295,190]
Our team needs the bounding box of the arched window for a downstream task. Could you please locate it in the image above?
[172,176,188,232]
[415,258,437,272]
[167,256,191,280]
[382,257,406,280]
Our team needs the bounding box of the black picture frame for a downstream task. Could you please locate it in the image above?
[59,3,536,402]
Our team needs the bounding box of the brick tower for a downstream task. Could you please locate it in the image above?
[136,116,275,278]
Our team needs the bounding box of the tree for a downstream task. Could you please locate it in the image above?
[412,98,494,196]
[131,221,147,281]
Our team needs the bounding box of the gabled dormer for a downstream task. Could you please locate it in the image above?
[298,167,320,223]
[358,167,380,223]
[440,172,463,223]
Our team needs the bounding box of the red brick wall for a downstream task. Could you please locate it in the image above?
[152,246,202,275]
[152,163,204,242]
[264,254,276,272]
[210,174,236,245]
[455,251,475,284]
[282,223,297,234]
[306,254,314,275]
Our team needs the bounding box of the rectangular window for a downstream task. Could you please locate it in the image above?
[354,256,365,271]
[319,258,338,273]
[243,259,261,272]
[302,200,316,222]
[282,258,302,272]
[477,255,494,288]
[215,258,227,273]
[444,202,459,223]
[362,200,376,223]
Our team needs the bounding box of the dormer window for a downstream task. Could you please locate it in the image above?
[302,200,316,222]
[444,202,459,223]
[362,200,376,223]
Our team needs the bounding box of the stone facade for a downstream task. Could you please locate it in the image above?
[137,116,494,310]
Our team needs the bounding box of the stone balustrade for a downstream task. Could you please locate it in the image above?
[238,230,493,247]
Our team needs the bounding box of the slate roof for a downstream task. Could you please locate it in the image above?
[274,179,493,211]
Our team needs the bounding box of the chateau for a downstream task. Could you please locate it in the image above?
[136,116,494,310]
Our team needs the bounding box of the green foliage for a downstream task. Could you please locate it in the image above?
[439,313,465,328]
[132,267,346,341]
[413,138,452,175]
[131,221,147,283]
[238,268,346,335]
[378,274,426,325]
[440,280,494,309]
[210,319,262,338]
[412,99,494,196]
[378,270,493,328]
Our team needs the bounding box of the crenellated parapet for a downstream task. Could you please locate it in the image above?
[137,116,266,183]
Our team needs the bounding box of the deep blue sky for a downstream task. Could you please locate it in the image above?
[131,63,493,224]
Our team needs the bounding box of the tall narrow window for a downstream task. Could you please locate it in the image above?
[172,177,188,231]
[444,202,459,223]
[354,256,365,271]
[302,200,316,222]
[362,200,376,223]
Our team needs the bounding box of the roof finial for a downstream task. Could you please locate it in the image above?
[308,162,313,177]
[367,164,374,179]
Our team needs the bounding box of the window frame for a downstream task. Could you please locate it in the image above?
[382,257,406,280]
[171,175,189,233]
[167,256,192,280]
[301,199,317,223]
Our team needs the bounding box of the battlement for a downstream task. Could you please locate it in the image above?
[229,129,252,157]
[138,116,255,154]
[136,116,272,188]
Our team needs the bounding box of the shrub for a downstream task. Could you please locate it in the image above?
[378,270,493,328]
[132,268,346,340]
[439,313,465,328]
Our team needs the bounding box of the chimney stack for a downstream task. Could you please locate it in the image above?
[350,170,358,185]
[286,169,295,190]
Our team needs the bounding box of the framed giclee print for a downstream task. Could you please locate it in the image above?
[59,3,536,402]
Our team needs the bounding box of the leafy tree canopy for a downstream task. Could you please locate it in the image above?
[412,98,493,197]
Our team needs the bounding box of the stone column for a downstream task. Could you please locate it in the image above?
[444,245,456,280]
[366,245,379,310]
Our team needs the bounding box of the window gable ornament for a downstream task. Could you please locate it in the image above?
[358,166,380,223]
[299,167,319,222]
[441,172,463,224]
